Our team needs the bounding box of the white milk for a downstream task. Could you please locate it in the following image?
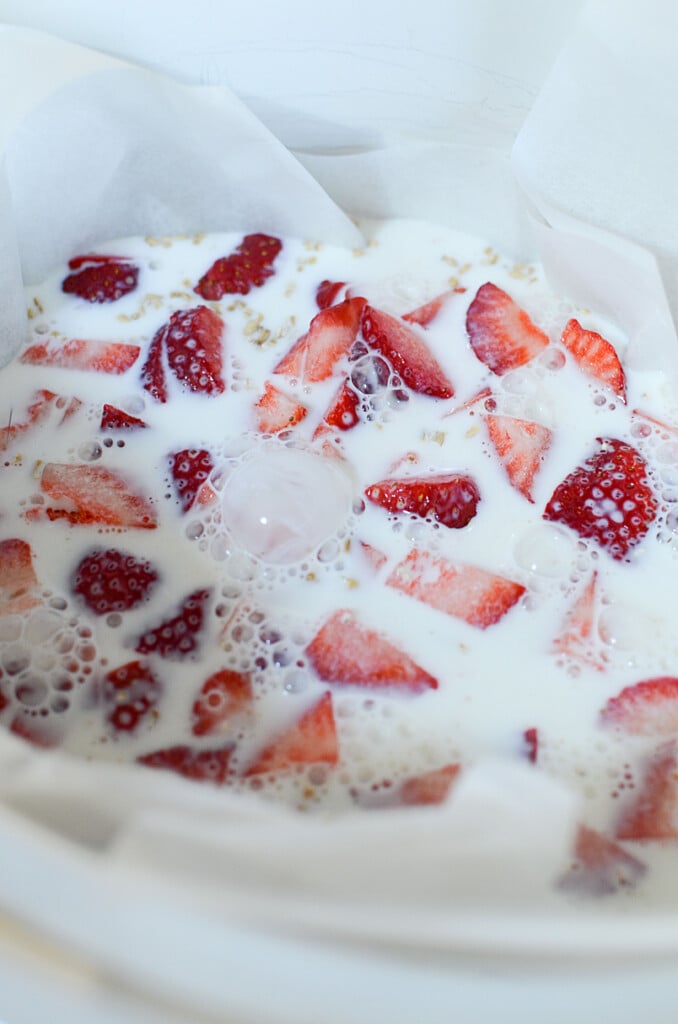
[2,220,678,901]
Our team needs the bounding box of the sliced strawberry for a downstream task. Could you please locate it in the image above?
[169,448,215,514]
[100,404,147,431]
[317,379,361,433]
[616,741,678,841]
[543,438,657,560]
[523,727,539,763]
[316,279,347,309]
[10,715,61,750]
[466,282,549,375]
[559,825,646,894]
[253,382,308,434]
[0,539,41,616]
[360,305,454,399]
[359,541,388,572]
[365,473,480,529]
[102,660,160,733]
[140,330,168,403]
[399,763,461,806]
[561,318,626,401]
[386,549,525,629]
[600,677,678,735]
[62,255,139,303]
[245,691,338,775]
[72,548,158,615]
[36,463,157,528]
[192,669,253,737]
[552,572,606,670]
[305,609,438,691]
[21,339,140,374]
[1,390,75,449]
[194,234,282,300]
[139,744,234,784]
[164,306,225,397]
[484,414,552,502]
[136,588,211,660]
[273,296,365,383]
[403,287,464,327]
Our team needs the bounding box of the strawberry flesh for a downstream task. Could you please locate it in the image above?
[305,609,438,691]
[136,588,211,660]
[399,763,461,806]
[484,413,552,502]
[543,438,657,560]
[72,548,158,615]
[192,669,253,737]
[552,572,606,671]
[386,548,525,629]
[561,318,626,401]
[365,473,480,529]
[164,306,225,397]
[194,234,282,299]
[139,744,234,784]
[62,255,139,303]
[0,539,41,616]
[616,741,678,840]
[253,381,308,434]
[245,692,338,775]
[100,404,147,431]
[600,676,678,735]
[37,463,157,529]
[316,279,347,309]
[466,282,549,375]
[523,727,539,763]
[21,339,140,374]
[103,660,160,733]
[169,448,215,513]
[559,825,646,894]
[360,305,454,398]
[403,287,464,327]
[319,379,361,432]
[273,296,365,383]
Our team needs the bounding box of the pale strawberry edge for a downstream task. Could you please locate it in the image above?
[360,305,455,399]
[253,381,308,434]
[484,413,553,503]
[551,572,607,672]
[244,692,339,776]
[558,824,647,894]
[615,740,678,841]
[20,339,141,374]
[385,549,525,630]
[465,282,549,376]
[560,318,626,402]
[272,296,366,383]
[0,538,41,616]
[399,763,461,806]
[30,463,157,529]
[192,668,254,737]
[304,609,438,692]
[599,677,678,735]
[402,287,465,328]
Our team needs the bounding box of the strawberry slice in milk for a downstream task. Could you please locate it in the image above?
[1,220,676,903]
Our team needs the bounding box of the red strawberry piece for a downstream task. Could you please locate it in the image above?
[523,727,539,763]
[102,660,160,733]
[62,255,139,303]
[100,404,147,431]
[365,473,480,529]
[386,549,525,629]
[139,744,234,785]
[194,233,282,300]
[631,408,678,438]
[1,390,73,449]
[615,741,678,841]
[600,677,678,735]
[399,763,461,806]
[169,448,215,513]
[72,548,158,615]
[192,668,253,737]
[273,296,365,383]
[317,379,361,433]
[10,714,61,749]
[466,282,549,375]
[140,330,167,403]
[403,287,465,327]
[21,338,140,374]
[136,588,211,660]
[305,609,438,691]
[0,539,41,616]
[245,691,338,775]
[561,318,626,402]
[253,382,308,434]
[164,306,225,397]
[552,572,606,670]
[316,279,347,309]
[360,305,454,398]
[484,414,552,502]
[36,463,157,528]
[559,825,646,895]
[543,438,657,560]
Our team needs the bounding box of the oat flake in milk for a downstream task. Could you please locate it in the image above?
[2,218,678,898]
